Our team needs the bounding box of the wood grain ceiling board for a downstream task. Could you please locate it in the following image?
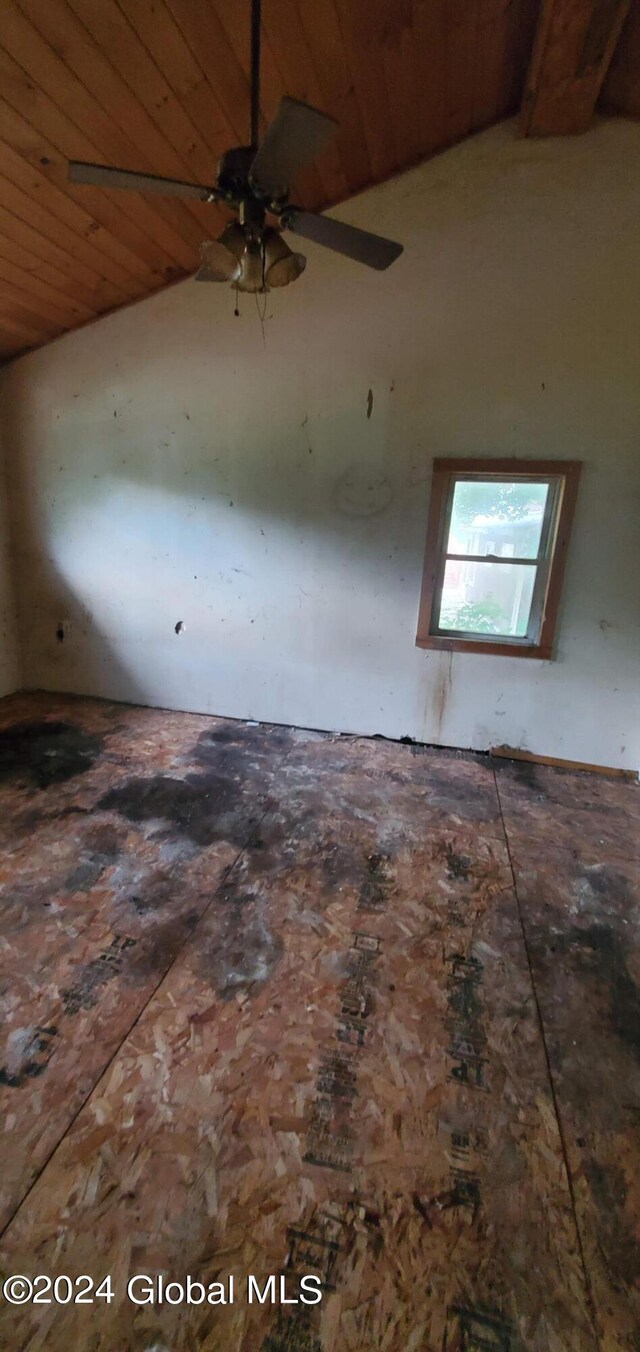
[602,0,640,114]
[0,0,636,362]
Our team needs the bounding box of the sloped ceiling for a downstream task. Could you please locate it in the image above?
[0,0,638,361]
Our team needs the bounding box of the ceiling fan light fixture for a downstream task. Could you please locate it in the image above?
[263,227,306,288]
[196,233,241,283]
[215,221,266,293]
[237,244,268,294]
[196,224,267,292]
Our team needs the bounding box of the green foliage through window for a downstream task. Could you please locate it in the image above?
[439,598,509,634]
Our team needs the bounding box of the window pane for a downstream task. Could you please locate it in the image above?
[438,560,537,638]
[447,480,549,559]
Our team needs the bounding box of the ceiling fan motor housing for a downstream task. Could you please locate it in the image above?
[216,146,256,198]
[216,146,287,213]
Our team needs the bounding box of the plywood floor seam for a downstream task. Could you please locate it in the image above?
[0,693,637,1351]
[491,766,601,1350]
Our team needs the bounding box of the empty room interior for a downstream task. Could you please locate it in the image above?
[0,1,639,1349]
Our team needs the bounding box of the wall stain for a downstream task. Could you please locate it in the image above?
[431,652,453,744]
[331,468,393,518]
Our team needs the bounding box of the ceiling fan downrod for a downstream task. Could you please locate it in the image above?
[250,0,261,153]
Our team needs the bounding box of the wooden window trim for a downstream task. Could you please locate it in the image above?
[415,458,582,659]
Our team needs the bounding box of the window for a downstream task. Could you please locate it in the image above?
[416,459,581,659]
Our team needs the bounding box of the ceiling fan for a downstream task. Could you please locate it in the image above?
[68,0,403,295]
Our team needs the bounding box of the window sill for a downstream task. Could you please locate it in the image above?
[415,635,553,659]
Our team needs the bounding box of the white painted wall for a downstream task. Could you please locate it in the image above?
[2,119,639,768]
[0,408,19,698]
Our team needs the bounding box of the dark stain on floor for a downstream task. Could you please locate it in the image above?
[563,924,640,1063]
[493,756,546,796]
[443,842,472,881]
[64,824,124,893]
[64,857,110,893]
[584,1158,640,1289]
[98,772,248,847]
[193,722,294,761]
[494,756,633,817]
[0,721,104,789]
[96,725,294,848]
[217,875,258,909]
[532,912,640,1066]
[127,867,190,916]
[421,770,500,822]
[128,912,201,981]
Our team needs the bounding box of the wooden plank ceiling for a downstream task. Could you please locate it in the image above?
[0,0,637,362]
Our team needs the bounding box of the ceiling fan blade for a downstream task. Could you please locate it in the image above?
[194,240,241,283]
[68,161,217,201]
[283,209,403,271]
[249,97,338,195]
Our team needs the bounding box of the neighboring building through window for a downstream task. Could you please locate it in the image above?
[416,459,581,658]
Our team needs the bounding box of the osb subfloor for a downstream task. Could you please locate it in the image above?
[0,693,638,1352]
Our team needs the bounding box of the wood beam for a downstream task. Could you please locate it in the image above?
[602,0,640,118]
[520,0,632,135]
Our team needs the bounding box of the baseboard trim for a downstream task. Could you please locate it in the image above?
[490,744,638,781]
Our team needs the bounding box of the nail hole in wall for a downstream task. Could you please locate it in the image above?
[175,620,185,635]
[56,624,65,644]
